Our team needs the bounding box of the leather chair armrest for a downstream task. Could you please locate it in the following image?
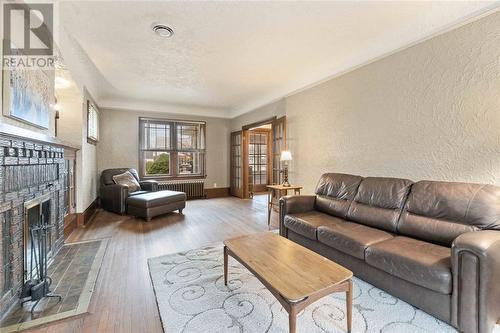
[451,230,500,333]
[279,195,316,237]
[139,180,158,192]
[100,184,129,214]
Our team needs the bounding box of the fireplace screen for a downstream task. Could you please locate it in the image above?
[24,195,52,282]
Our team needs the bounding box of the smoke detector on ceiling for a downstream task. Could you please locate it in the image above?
[152,23,174,38]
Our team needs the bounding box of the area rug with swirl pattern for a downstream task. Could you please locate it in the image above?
[148,242,487,333]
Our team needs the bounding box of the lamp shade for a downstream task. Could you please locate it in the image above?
[280,150,292,161]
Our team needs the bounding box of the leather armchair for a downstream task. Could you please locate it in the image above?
[452,230,500,333]
[100,168,159,214]
[101,184,129,214]
[279,195,316,236]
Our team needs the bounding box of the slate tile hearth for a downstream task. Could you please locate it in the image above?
[0,239,107,332]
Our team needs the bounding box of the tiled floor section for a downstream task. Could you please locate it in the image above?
[0,240,102,329]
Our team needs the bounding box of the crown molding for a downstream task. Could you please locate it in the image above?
[229,4,500,119]
[98,98,232,119]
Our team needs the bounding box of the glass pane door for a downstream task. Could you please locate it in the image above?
[272,116,286,185]
[230,131,244,198]
[249,130,270,193]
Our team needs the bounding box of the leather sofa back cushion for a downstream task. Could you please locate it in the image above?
[314,173,363,218]
[347,177,413,232]
[398,181,500,246]
[102,168,140,186]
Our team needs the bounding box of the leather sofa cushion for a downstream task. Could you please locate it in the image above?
[113,171,141,192]
[102,168,140,186]
[314,173,363,218]
[284,211,346,240]
[127,190,187,208]
[347,177,413,232]
[318,222,394,260]
[398,181,500,247]
[365,236,452,294]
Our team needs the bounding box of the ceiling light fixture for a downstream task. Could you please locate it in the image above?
[152,23,174,38]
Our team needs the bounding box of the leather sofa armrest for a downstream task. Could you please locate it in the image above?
[451,230,500,333]
[279,195,316,237]
[100,184,129,214]
[139,180,158,192]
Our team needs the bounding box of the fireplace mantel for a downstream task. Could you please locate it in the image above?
[0,123,80,150]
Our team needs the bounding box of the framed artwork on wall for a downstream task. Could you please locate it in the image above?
[1,42,53,129]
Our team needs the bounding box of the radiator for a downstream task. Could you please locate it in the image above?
[158,180,206,199]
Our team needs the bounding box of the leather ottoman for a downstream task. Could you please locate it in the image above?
[126,190,186,221]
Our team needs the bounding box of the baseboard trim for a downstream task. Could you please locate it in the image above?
[77,198,99,227]
[205,187,230,199]
[64,213,78,239]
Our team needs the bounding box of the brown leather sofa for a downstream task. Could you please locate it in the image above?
[279,173,500,333]
[100,168,159,214]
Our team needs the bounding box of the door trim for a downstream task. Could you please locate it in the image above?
[242,116,277,131]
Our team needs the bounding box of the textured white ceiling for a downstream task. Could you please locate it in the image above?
[57,1,499,118]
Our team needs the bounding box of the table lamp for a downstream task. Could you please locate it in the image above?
[280,150,292,187]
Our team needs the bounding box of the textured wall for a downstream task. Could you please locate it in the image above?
[56,72,84,148]
[97,108,231,189]
[56,93,83,147]
[287,11,500,193]
[238,11,500,194]
[56,85,97,213]
[76,89,98,212]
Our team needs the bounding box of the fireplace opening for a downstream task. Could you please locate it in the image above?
[21,194,62,314]
[24,195,52,282]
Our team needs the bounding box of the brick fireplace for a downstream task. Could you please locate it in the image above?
[0,134,67,317]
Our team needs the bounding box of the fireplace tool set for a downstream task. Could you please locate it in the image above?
[20,222,62,315]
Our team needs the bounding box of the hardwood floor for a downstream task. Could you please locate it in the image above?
[27,195,278,333]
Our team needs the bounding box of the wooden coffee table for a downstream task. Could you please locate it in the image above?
[223,232,353,333]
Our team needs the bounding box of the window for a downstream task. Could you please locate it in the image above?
[87,101,99,144]
[139,118,206,178]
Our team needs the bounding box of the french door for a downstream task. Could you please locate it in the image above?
[231,116,286,199]
[272,116,286,185]
[230,131,244,198]
[248,129,272,193]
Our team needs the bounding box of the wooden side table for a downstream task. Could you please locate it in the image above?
[266,184,302,227]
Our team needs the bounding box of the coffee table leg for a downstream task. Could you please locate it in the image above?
[346,279,353,333]
[289,305,297,333]
[223,246,228,286]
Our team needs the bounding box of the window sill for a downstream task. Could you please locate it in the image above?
[141,175,207,181]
